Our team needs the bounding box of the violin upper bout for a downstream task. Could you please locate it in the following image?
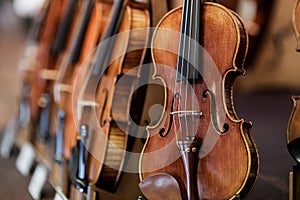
[287,95,300,143]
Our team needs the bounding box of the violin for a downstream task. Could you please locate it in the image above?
[50,0,97,195]
[287,95,300,163]
[31,0,87,172]
[287,0,300,163]
[28,0,70,132]
[139,1,259,199]
[13,0,66,146]
[52,0,112,195]
[72,0,149,197]
[9,0,50,147]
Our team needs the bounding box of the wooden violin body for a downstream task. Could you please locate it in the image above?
[287,0,300,163]
[55,0,112,163]
[287,96,300,163]
[74,0,150,193]
[139,2,258,199]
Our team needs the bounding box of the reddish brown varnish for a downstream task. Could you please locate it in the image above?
[29,0,69,126]
[139,2,259,199]
[75,0,150,193]
[287,0,300,161]
[293,0,300,52]
[57,0,112,164]
[50,0,112,195]
[287,96,300,144]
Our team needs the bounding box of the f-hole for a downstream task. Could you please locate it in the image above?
[159,93,180,138]
[203,90,229,134]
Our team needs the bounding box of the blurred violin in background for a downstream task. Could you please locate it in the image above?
[70,0,150,198]
[287,0,300,164]
[50,0,100,195]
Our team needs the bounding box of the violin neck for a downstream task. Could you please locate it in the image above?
[92,0,127,76]
[51,0,78,56]
[69,0,94,66]
[80,0,127,98]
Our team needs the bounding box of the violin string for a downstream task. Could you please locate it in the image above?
[173,0,186,145]
[179,0,190,145]
[184,0,192,144]
[197,0,200,138]
[191,0,198,141]
[185,0,195,143]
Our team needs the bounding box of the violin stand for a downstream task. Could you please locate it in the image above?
[289,163,300,200]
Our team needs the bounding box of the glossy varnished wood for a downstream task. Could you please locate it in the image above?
[293,0,300,51]
[287,96,300,144]
[139,3,259,199]
[287,0,300,163]
[96,6,150,191]
[75,2,150,192]
[29,0,69,125]
[60,0,112,161]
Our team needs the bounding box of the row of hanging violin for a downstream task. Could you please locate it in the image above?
[0,0,275,199]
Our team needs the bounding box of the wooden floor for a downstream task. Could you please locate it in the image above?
[0,1,296,200]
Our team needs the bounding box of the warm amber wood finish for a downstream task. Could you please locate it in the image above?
[139,3,259,199]
[48,0,102,195]
[21,1,74,163]
[78,4,150,191]
[287,96,300,143]
[29,0,69,125]
[139,173,182,200]
[169,0,275,66]
[286,0,300,160]
[288,0,300,143]
[287,0,300,163]
[57,0,112,161]
[293,0,300,51]
[13,1,50,147]
[50,1,112,196]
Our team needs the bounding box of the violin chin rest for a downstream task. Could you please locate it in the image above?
[139,173,182,200]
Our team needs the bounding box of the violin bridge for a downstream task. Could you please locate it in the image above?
[170,110,202,117]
